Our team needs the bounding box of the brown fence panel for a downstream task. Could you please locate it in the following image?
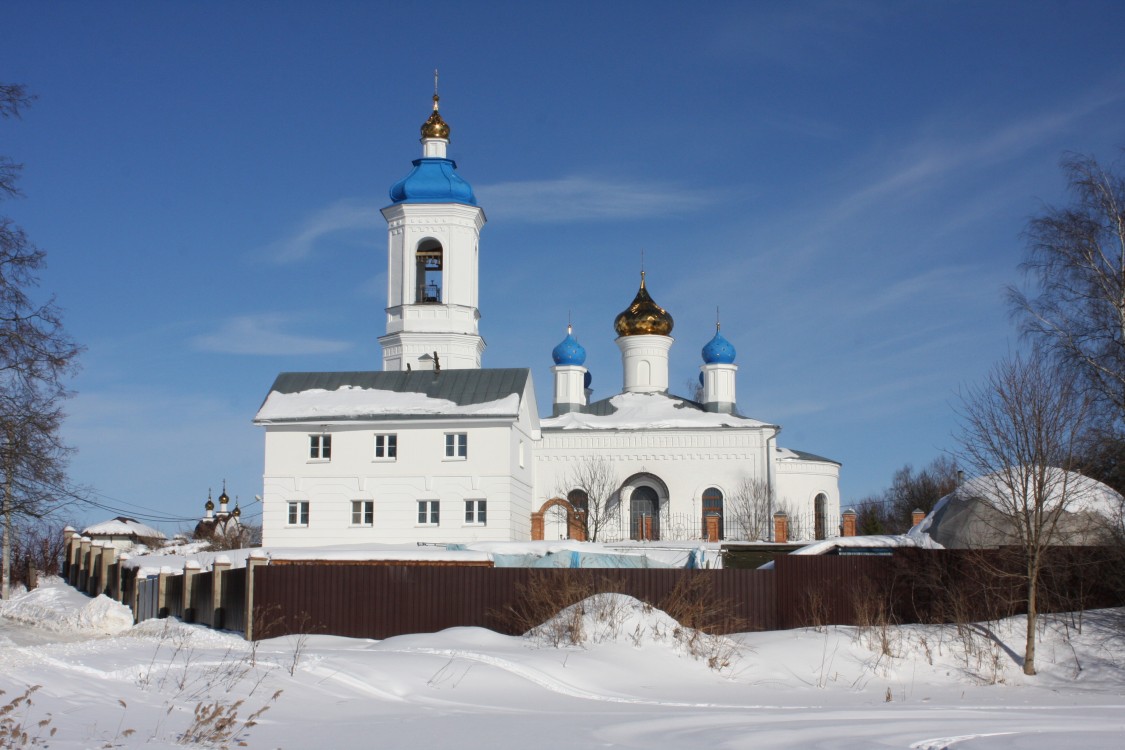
[192,572,214,628]
[253,566,779,640]
[774,555,891,629]
[163,575,184,620]
[220,568,246,631]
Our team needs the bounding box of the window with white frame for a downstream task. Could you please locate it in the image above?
[287,501,309,526]
[351,500,374,526]
[374,433,397,460]
[418,500,440,525]
[464,499,487,525]
[309,434,331,460]
[445,432,467,459]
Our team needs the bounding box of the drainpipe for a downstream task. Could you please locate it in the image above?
[766,426,779,541]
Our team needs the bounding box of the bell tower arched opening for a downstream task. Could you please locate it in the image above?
[415,239,443,303]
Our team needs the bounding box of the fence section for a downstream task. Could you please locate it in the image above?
[253,566,779,639]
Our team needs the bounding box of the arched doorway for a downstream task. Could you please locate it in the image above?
[702,487,724,540]
[630,486,660,541]
[531,498,586,542]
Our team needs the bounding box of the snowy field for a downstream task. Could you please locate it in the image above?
[2,578,1124,749]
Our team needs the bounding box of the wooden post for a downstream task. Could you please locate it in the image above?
[841,508,857,537]
[773,511,789,544]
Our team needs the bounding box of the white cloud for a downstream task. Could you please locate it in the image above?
[476,176,715,222]
[266,198,382,263]
[192,313,353,355]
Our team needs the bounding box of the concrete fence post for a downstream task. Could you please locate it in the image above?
[62,527,78,582]
[182,561,201,623]
[78,537,92,592]
[98,544,117,597]
[212,556,231,630]
[244,550,268,641]
[841,508,857,537]
[115,553,129,604]
[157,566,172,618]
[773,511,789,544]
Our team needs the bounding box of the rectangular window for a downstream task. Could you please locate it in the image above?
[351,500,374,526]
[445,432,467,459]
[309,434,331,460]
[287,501,309,526]
[374,433,397,460]
[464,499,487,525]
[417,500,440,526]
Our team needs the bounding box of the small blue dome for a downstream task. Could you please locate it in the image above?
[389,158,477,205]
[552,329,587,366]
[702,329,736,364]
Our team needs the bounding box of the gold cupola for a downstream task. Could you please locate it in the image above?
[420,93,450,140]
[614,271,674,337]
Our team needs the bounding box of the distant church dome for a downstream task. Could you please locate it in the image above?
[552,326,587,366]
[702,326,736,364]
[614,272,674,337]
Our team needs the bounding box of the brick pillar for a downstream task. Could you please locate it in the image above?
[212,557,231,630]
[244,551,268,640]
[182,561,201,623]
[568,510,587,542]
[773,511,789,544]
[530,511,545,541]
[911,508,926,527]
[841,509,857,537]
[704,513,720,543]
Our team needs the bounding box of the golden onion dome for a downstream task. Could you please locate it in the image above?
[420,94,450,140]
[205,498,215,511]
[614,271,674,336]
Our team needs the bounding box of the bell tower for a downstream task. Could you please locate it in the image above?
[379,79,486,371]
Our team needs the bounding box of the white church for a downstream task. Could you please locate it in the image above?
[254,93,841,547]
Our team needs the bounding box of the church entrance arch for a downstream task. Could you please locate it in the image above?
[621,472,668,542]
[531,497,586,542]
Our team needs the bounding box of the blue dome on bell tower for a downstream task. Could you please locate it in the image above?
[702,326,736,364]
[552,326,587,366]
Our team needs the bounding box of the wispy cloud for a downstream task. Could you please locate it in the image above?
[265,198,382,263]
[476,176,715,222]
[192,313,353,355]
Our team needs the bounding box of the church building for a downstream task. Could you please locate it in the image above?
[254,92,840,547]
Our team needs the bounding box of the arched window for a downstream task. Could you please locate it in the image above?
[702,487,724,540]
[415,240,443,303]
[630,486,660,541]
[567,489,589,514]
[814,493,827,540]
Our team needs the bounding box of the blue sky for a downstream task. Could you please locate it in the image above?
[4,1,1125,533]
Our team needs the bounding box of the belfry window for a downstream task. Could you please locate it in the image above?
[415,240,443,303]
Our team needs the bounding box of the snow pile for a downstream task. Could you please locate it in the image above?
[528,593,742,670]
[255,385,520,421]
[0,577,133,635]
[542,391,768,430]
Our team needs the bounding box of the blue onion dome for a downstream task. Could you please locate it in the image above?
[552,325,587,366]
[614,271,674,336]
[389,158,477,205]
[702,325,736,364]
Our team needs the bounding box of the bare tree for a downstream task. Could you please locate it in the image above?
[556,457,619,542]
[955,352,1093,675]
[1009,153,1125,431]
[1,83,82,598]
[725,476,772,541]
[885,456,961,531]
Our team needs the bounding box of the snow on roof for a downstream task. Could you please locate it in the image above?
[81,517,166,540]
[542,392,770,430]
[254,369,529,422]
[775,446,842,466]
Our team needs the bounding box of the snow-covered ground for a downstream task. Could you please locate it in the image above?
[2,577,1124,748]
